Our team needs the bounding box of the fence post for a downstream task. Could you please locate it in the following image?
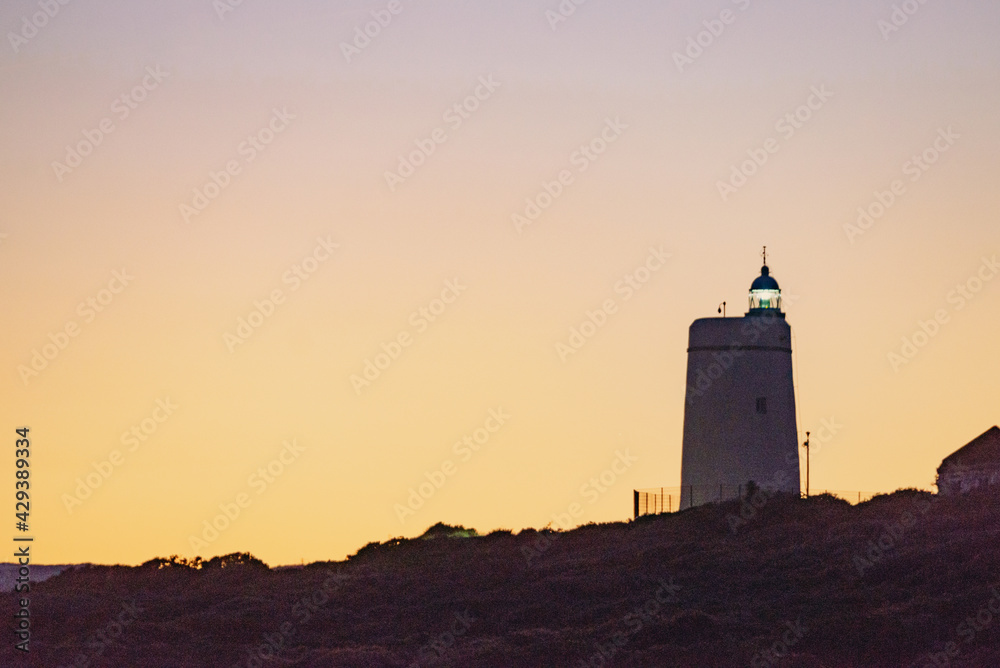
[633,490,639,520]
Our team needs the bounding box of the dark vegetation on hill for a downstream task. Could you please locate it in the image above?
[4,490,1000,667]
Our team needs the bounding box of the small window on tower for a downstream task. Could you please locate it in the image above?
[756,397,767,414]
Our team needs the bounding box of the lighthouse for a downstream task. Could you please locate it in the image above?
[679,249,800,509]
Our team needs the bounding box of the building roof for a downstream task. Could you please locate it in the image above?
[938,426,1000,472]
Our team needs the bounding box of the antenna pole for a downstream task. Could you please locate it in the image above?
[717,301,726,317]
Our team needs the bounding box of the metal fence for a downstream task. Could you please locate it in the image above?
[633,486,884,519]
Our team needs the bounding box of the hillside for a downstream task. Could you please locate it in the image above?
[4,489,999,667]
[0,564,77,593]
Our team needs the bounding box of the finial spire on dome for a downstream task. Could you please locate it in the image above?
[761,245,767,267]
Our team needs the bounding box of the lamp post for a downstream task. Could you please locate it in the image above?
[802,431,810,498]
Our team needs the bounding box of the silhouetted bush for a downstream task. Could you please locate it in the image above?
[140,555,201,569]
[200,552,268,570]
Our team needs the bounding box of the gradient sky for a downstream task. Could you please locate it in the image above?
[2,0,998,566]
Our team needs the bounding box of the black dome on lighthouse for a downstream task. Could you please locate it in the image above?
[750,265,780,292]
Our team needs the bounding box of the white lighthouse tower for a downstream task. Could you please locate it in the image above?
[679,249,800,509]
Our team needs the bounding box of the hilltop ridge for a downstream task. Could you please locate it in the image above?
[4,489,999,667]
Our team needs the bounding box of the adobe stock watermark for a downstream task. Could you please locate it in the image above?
[62,397,178,514]
[213,0,248,21]
[522,449,639,565]
[340,0,412,63]
[55,600,145,668]
[511,117,629,234]
[7,0,72,54]
[915,583,1000,668]
[384,75,501,192]
[717,84,833,202]
[672,0,753,73]
[18,268,134,386]
[556,246,670,362]
[223,235,340,352]
[350,278,467,394]
[726,469,792,533]
[878,0,932,41]
[407,610,476,668]
[722,419,842,533]
[887,254,998,372]
[188,438,305,552]
[751,619,808,668]
[51,65,169,182]
[179,107,295,223]
[844,127,959,244]
[393,408,510,524]
[544,0,590,31]
[577,578,682,667]
[685,294,801,406]
[778,416,845,490]
[801,417,844,458]
[852,493,932,577]
[236,571,349,668]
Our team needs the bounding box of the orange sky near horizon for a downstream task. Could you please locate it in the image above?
[1,0,998,566]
